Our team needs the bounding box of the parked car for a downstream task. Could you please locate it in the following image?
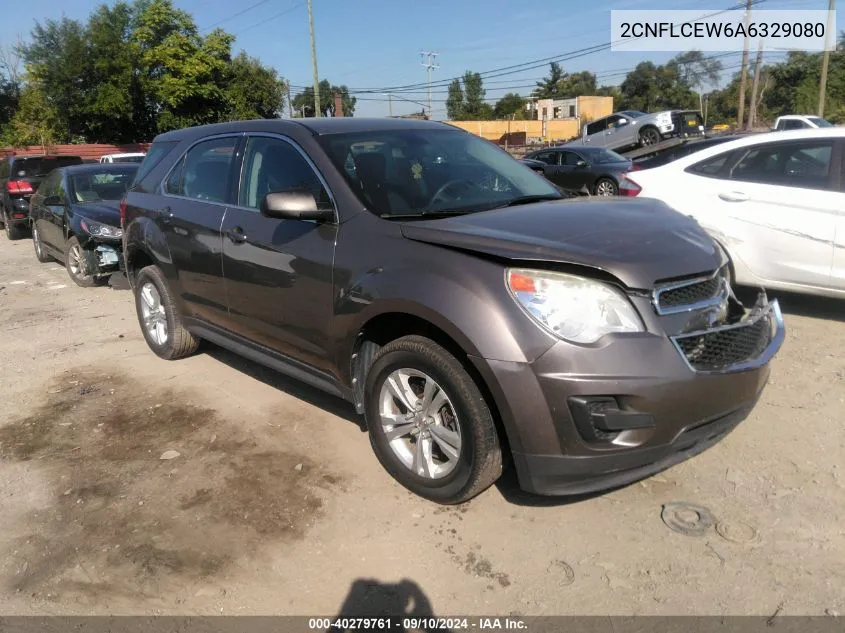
[569,110,705,152]
[624,128,845,299]
[0,154,83,240]
[122,118,783,504]
[29,163,138,286]
[630,135,740,171]
[100,152,147,164]
[771,115,833,131]
[521,146,632,196]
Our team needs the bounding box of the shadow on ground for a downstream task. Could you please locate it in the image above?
[767,289,845,323]
[202,343,365,429]
[327,578,446,632]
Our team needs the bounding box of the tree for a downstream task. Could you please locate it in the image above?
[668,50,722,113]
[534,62,565,99]
[462,71,492,120]
[2,83,61,147]
[225,52,286,120]
[445,78,464,119]
[292,80,356,117]
[493,92,526,119]
[619,61,697,112]
[558,71,597,97]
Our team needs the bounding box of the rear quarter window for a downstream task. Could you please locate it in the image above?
[132,141,179,193]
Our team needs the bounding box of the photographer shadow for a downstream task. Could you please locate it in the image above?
[327,578,450,633]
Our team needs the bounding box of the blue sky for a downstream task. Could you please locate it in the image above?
[1,0,842,119]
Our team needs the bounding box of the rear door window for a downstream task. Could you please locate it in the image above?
[686,151,734,177]
[164,136,239,203]
[531,151,559,165]
[729,141,833,190]
[586,118,607,135]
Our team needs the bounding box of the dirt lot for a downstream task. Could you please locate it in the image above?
[0,230,843,617]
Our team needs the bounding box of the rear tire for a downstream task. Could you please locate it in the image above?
[639,126,661,147]
[364,335,503,504]
[5,213,24,240]
[134,264,199,360]
[594,178,618,197]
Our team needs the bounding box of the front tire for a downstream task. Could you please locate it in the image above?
[65,236,108,287]
[134,264,199,360]
[364,335,503,504]
[639,126,661,147]
[32,224,52,262]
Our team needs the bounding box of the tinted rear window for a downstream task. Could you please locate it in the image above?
[12,156,82,178]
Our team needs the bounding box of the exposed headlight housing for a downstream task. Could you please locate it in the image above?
[80,217,123,239]
[506,268,644,344]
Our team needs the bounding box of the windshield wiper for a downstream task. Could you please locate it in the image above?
[380,210,472,220]
[493,194,564,209]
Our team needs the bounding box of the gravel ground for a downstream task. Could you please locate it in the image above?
[0,230,842,617]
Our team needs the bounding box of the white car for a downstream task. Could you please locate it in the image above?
[623,128,845,299]
[771,115,833,131]
[99,152,146,164]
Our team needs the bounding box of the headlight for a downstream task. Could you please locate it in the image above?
[506,268,644,344]
[80,217,123,239]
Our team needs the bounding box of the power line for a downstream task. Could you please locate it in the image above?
[233,1,305,37]
[200,0,273,32]
[339,0,768,95]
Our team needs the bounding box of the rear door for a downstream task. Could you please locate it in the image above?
[160,134,241,326]
[221,133,339,373]
[33,170,67,251]
[528,150,561,184]
[583,117,608,147]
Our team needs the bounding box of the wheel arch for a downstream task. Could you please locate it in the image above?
[348,310,513,460]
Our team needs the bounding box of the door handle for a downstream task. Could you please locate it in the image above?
[226,226,247,244]
[718,191,749,202]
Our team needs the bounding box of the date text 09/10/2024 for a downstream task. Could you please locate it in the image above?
[309,617,528,630]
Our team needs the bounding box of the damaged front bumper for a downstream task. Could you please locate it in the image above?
[78,243,122,278]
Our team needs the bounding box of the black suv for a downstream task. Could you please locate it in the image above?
[122,119,783,504]
[0,154,83,240]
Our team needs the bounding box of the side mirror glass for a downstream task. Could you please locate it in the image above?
[260,190,333,222]
[43,195,63,206]
[575,160,588,167]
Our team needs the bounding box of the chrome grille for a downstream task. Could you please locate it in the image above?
[653,267,728,315]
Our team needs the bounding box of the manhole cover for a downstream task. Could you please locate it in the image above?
[661,502,716,536]
[716,519,761,544]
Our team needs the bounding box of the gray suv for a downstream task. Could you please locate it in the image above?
[573,110,705,152]
[122,118,783,504]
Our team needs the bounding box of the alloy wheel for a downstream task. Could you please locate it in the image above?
[596,180,617,196]
[140,282,168,345]
[378,368,462,479]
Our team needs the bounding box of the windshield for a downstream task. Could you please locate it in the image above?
[317,129,561,217]
[13,156,82,178]
[70,167,139,203]
[113,155,146,163]
[808,117,833,128]
[587,149,629,164]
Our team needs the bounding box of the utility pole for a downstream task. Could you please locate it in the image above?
[286,81,292,118]
[748,40,764,129]
[386,93,392,117]
[736,0,753,129]
[819,0,836,117]
[420,51,439,118]
[307,0,320,117]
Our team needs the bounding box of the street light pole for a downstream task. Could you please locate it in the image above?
[819,0,836,117]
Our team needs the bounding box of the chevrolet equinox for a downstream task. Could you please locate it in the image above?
[121,118,785,504]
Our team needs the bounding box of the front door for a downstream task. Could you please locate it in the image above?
[221,134,338,374]
[160,134,241,325]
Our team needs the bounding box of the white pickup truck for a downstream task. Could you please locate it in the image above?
[771,115,833,131]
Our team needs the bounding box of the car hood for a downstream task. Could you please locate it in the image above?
[399,198,723,290]
[72,201,121,227]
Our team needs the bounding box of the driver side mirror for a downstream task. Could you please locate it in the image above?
[260,190,334,222]
[616,119,629,126]
[575,160,589,168]
[43,195,63,206]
